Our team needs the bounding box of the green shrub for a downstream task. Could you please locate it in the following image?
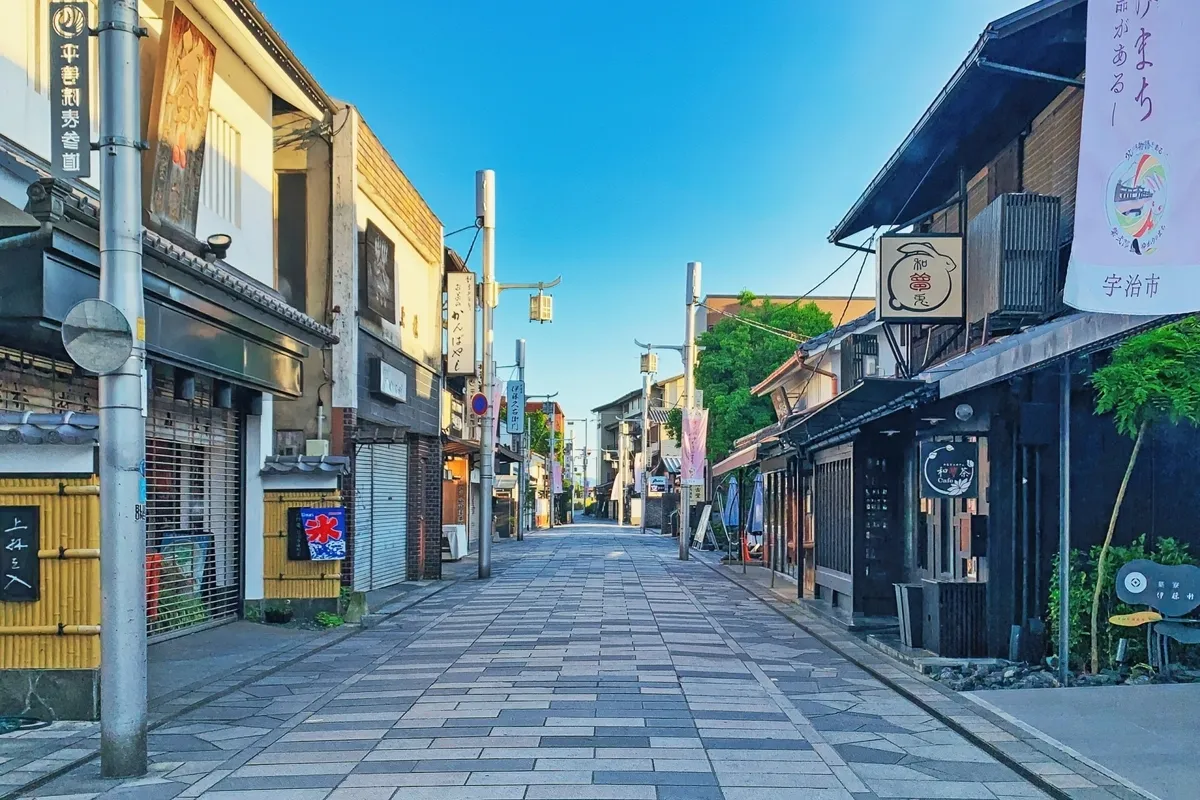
[1049,535,1197,671]
[314,611,344,629]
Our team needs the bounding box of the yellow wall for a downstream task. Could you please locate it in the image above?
[0,478,100,670]
[263,491,342,600]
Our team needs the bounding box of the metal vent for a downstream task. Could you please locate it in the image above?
[967,193,1061,331]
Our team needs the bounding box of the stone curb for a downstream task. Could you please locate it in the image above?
[691,551,1152,800]
[0,578,459,800]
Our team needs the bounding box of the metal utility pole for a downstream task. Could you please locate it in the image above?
[515,339,526,541]
[477,169,496,579]
[616,422,628,525]
[567,417,591,517]
[1058,358,1071,686]
[680,261,701,561]
[640,372,650,535]
[98,0,148,777]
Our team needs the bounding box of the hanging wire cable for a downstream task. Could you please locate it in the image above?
[700,304,813,344]
[461,227,481,266]
[446,222,480,238]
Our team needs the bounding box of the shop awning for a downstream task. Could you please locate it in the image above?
[928,312,1176,399]
[660,455,681,475]
[648,407,672,424]
[712,444,759,478]
[442,434,479,457]
[830,0,1086,242]
[783,378,929,450]
[496,444,521,464]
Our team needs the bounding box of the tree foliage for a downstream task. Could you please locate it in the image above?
[696,292,834,459]
[525,410,564,460]
[665,407,682,445]
[1092,317,1200,437]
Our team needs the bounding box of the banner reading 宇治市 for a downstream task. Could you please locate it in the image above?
[1064,0,1200,315]
[680,408,708,487]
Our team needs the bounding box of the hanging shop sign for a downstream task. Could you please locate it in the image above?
[877,234,964,324]
[146,2,216,235]
[446,272,477,376]
[288,507,346,561]
[1065,1,1200,314]
[49,0,91,178]
[680,407,708,486]
[360,222,397,324]
[506,380,525,434]
[0,506,40,602]
[919,440,978,499]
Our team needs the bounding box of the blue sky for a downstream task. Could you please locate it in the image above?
[258,0,1027,448]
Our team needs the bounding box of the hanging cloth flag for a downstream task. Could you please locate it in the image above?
[1064,0,1200,314]
[552,462,563,494]
[301,507,346,561]
[680,408,708,487]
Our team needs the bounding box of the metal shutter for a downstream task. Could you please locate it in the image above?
[146,373,242,641]
[353,443,409,590]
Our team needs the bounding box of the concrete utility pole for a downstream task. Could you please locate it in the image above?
[1058,358,1071,686]
[567,417,590,517]
[681,261,701,561]
[477,170,496,579]
[98,0,148,777]
[640,372,650,535]
[617,422,629,525]
[515,339,526,541]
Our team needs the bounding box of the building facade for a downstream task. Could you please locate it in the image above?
[0,0,338,717]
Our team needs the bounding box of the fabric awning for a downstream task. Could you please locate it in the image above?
[712,444,758,478]
[442,434,479,457]
[660,455,681,474]
[496,444,521,464]
[648,407,672,424]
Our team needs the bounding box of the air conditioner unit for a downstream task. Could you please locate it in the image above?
[967,193,1062,331]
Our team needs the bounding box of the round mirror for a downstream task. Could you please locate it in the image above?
[61,299,134,375]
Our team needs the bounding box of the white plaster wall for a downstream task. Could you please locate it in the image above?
[354,188,443,371]
[0,1,275,286]
[242,395,271,602]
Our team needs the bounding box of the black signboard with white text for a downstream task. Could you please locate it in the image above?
[0,507,40,602]
[49,0,91,178]
[919,440,978,499]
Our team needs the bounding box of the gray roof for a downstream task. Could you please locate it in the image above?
[261,455,350,476]
[801,309,878,355]
[0,411,99,446]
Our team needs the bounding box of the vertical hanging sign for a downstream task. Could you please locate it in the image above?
[506,380,525,434]
[446,272,477,376]
[1065,0,1200,314]
[49,0,91,178]
[680,408,708,487]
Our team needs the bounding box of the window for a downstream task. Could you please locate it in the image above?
[202,111,242,226]
[275,172,307,310]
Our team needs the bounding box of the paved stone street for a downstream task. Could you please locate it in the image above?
[24,525,1046,800]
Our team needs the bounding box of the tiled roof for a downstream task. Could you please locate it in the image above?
[261,456,350,476]
[0,411,99,446]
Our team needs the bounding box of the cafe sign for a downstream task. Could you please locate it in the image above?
[877,234,964,324]
[920,440,977,499]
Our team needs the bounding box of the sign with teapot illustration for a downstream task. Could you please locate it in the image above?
[877,234,964,324]
[920,440,978,499]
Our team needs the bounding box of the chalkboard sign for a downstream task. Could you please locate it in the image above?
[920,440,978,499]
[0,506,40,602]
[286,507,311,562]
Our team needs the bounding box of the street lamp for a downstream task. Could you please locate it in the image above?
[476,169,562,579]
[567,416,593,520]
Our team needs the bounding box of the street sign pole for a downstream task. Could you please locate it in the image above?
[681,262,701,561]
[477,170,495,579]
[515,339,526,540]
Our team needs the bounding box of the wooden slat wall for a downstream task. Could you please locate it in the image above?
[0,477,100,669]
[263,491,343,600]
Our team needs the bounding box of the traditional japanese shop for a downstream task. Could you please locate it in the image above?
[0,176,334,718]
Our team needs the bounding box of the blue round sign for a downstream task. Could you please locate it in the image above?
[470,393,488,415]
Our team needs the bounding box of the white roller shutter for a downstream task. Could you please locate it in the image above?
[353,443,409,590]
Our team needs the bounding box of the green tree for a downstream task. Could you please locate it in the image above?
[525,410,564,460]
[696,292,834,459]
[1087,317,1200,673]
[665,407,682,445]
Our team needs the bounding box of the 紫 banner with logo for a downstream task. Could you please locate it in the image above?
[1064,0,1200,314]
[552,462,563,495]
[680,408,708,487]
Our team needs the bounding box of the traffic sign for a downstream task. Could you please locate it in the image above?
[470,392,488,416]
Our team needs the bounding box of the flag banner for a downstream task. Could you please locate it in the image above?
[506,380,525,433]
[491,380,504,439]
[1064,0,1200,314]
[552,462,563,494]
[680,408,708,487]
[634,453,645,493]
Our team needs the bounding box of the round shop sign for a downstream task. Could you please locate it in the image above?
[470,392,488,416]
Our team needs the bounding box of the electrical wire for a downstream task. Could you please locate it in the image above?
[461,227,481,266]
[700,303,812,344]
[446,222,480,237]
